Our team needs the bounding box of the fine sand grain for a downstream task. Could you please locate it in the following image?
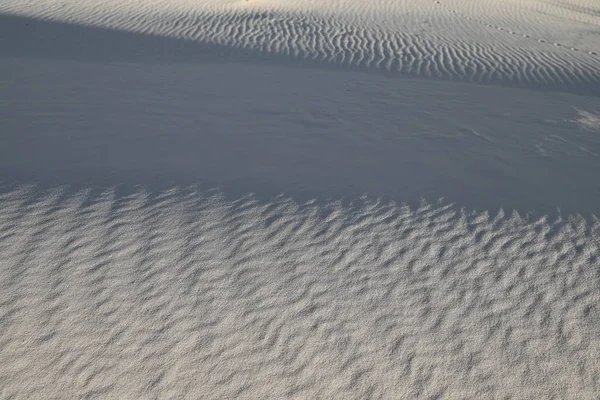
[1,0,599,398]
[1,0,599,93]
[1,186,599,399]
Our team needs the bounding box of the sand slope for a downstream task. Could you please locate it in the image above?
[1,0,600,399]
[1,0,599,93]
[1,186,599,399]
[2,60,600,216]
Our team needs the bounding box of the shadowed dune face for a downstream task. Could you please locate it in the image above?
[2,52,600,215]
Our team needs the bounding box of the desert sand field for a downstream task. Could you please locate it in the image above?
[1,1,599,399]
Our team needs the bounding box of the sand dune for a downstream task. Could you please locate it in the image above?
[1,186,599,399]
[2,59,600,215]
[1,0,599,93]
[2,0,600,398]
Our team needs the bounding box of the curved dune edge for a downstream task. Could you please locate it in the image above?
[2,1,600,94]
[1,185,599,398]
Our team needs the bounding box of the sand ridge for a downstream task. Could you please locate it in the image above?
[1,0,599,93]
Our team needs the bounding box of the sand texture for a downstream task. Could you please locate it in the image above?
[1,187,599,399]
[1,0,600,398]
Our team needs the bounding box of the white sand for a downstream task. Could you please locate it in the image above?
[1,0,600,398]
[1,0,599,92]
[1,187,599,399]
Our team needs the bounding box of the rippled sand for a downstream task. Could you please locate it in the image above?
[1,0,599,398]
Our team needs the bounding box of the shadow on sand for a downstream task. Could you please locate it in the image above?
[2,14,600,217]
[2,13,600,95]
